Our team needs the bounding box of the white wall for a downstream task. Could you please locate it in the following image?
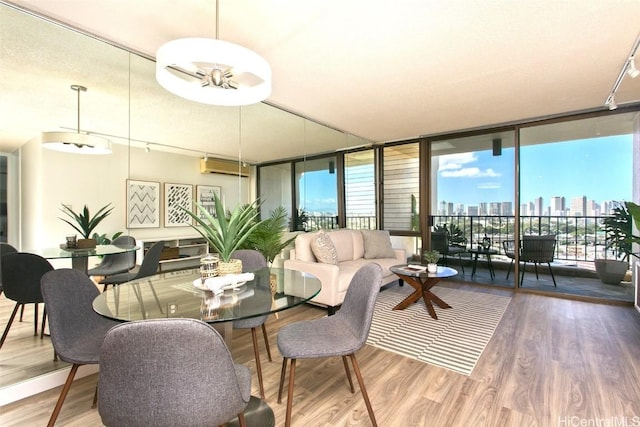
[20,140,251,254]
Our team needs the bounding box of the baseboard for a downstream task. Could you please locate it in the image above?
[0,364,99,406]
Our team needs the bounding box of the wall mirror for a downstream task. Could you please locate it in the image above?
[0,2,370,397]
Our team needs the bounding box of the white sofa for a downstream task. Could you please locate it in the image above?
[283,229,406,314]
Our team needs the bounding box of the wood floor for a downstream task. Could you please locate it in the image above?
[1,281,640,426]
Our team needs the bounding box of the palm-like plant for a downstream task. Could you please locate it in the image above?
[247,206,296,266]
[59,203,113,239]
[181,193,261,263]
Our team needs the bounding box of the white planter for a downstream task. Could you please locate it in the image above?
[427,263,438,273]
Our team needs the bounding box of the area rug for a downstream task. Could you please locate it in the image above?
[366,286,511,376]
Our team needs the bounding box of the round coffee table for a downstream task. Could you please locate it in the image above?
[389,265,457,319]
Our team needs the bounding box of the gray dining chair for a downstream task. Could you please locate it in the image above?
[277,263,382,427]
[98,318,251,427]
[231,249,271,399]
[0,252,53,349]
[0,242,18,297]
[40,268,120,427]
[87,235,136,288]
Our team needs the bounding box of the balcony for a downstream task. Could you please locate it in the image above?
[304,213,636,303]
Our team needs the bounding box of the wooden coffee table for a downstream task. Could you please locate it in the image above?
[389,265,458,319]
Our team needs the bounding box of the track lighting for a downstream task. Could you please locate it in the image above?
[628,57,639,78]
[606,95,617,110]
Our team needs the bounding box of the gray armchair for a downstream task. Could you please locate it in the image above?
[98,318,251,427]
[520,235,557,287]
[277,263,382,427]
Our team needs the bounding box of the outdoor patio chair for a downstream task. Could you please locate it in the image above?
[431,231,466,274]
[503,240,517,279]
[520,235,557,287]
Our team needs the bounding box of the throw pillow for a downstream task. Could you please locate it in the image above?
[361,230,396,259]
[310,230,338,265]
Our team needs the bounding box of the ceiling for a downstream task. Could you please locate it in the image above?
[2,0,640,163]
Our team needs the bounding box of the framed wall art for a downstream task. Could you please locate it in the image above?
[196,185,222,220]
[164,182,193,227]
[126,179,160,228]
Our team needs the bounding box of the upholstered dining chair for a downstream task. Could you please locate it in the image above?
[98,240,165,315]
[0,242,18,297]
[0,252,53,349]
[277,263,382,427]
[87,235,136,288]
[231,249,271,399]
[98,318,251,427]
[40,268,120,427]
[520,235,557,287]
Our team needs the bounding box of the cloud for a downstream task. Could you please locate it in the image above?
[439,153,477,171]
[441,167,501,178]
[477,182,501,189]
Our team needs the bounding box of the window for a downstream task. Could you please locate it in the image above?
[344,149,376,229]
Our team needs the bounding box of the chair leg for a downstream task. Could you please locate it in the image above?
[520,262,527,287]
[278,357,288,403]
[92,383,98,408]
[236,412,247,427]
[40,306,47,340]
[0,303,20,349]
[456,255,465,275]
[250,327,265,399]
[506,260,514,279]
[547,263,557,287]
[47,363,80,427]
[147,279,164,314]
[284,358,297,427]
[261,323,272,362]
[534,262,540,279]
[348,353,377,427]
[33,303,39,336]
[19,303,24,322]
[342,355,355,393]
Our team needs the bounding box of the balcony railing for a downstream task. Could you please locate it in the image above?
[305,214,620,264]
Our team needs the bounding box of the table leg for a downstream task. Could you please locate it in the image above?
[393,275,451,320]
[71,257,88,274]
[212,322,234,351]
[487,255,495,279]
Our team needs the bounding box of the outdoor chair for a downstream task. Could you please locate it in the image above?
[0,252,53,349]
[277,263,382,427]
[431,231,466,274]
[520,235,557,287]
[98,318,250,427]
[87,235,136,287]
[503,240,517,279]
[40,268,120,427]
[231,249,271,399]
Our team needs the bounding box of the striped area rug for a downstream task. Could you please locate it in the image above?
[366,286,511,376]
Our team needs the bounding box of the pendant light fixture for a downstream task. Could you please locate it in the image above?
[155,0,271,106]
[42,85,111,154]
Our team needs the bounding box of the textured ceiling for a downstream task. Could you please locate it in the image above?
[1,0,639,162]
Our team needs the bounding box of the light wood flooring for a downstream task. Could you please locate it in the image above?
[2,281,640,426]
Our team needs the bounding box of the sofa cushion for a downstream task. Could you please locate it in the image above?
[328,229,356,262]
[361,230,396,259]
[310,230,338,265]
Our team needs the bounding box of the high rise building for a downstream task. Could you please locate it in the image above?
[501,202,513,216]
[550,196,565,216]
[534,197,544,216]
[571,196,587,216]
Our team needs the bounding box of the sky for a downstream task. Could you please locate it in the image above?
[438,135,633,207]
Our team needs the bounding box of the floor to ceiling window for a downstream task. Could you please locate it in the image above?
[295,156,338,231]
[344,149,376,229]
[519,112,637,302]
[429,131,516,287]
[257,162,293,224]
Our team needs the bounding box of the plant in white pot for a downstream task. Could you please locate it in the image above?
[59,203,114,249]
[181,193,261,275]
[595,201,640,285]
[423,250,441,273]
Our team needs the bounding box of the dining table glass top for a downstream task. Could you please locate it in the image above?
[92,267,321,324]
[26,243,138,259]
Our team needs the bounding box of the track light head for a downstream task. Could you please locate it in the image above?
[628,57,640,78]
[607,96,618,110]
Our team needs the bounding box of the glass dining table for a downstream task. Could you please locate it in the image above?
[25,243,138,274]
[92,266,321,427]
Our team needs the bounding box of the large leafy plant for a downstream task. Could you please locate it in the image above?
[181,193,262,263]
[59,203,114,239]
[602,201,640,263]
[246,206,296,266]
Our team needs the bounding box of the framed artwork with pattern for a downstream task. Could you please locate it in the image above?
[164,182,193,227]
[126,179,160,228]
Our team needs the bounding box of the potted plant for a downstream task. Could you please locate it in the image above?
[181,192,262,275]
[595,201,640,285]
[423,250,441,273]
[59,203,114,249]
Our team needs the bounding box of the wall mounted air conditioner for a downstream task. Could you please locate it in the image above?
[200,158,250,177]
